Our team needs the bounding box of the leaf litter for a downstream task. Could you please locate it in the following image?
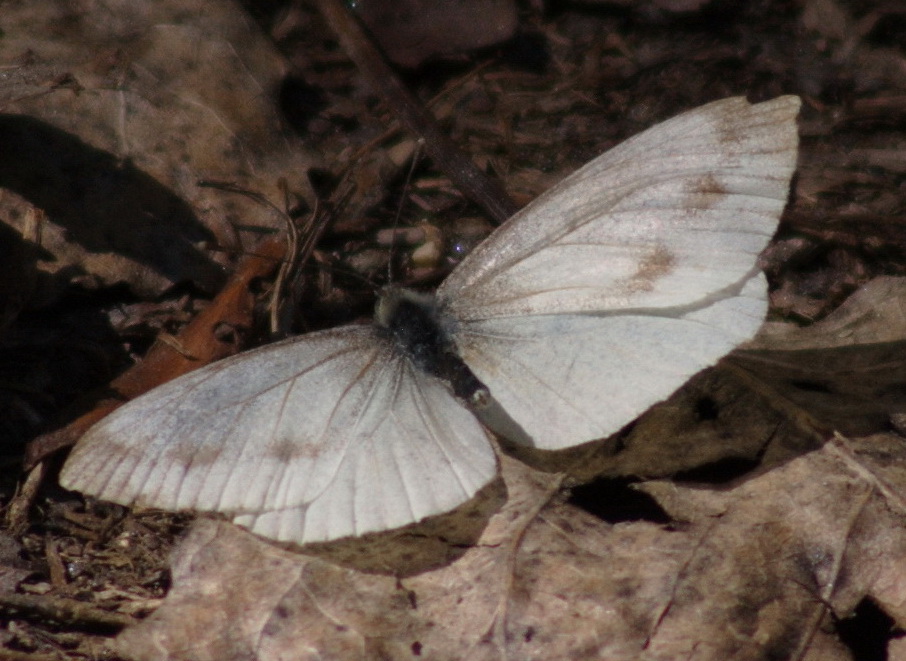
[1,0,906,659]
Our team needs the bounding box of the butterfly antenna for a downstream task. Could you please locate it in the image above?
[196,179,292,259]
[386,139,425,286]
[268,178,307,336]
[196,177,335,338]
[276,179,359,332]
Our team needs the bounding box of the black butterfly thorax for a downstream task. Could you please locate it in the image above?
[376,289,487,404]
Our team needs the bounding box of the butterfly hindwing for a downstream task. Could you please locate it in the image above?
[457,275,769,449]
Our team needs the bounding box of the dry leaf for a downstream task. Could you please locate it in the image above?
[756,276,906,349]
[0,0,315,303]
[737,277,906,436]
[353,0,518,68]
[111,435,906,661]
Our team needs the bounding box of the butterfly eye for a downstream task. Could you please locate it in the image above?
[470,387,491,409]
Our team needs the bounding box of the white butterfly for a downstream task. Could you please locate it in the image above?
[60,96,801,545]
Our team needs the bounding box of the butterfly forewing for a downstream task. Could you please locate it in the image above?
[60,326,498,544]
[438,96,800,320]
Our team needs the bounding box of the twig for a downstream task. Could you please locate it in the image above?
[0,593,133,633]
[313,0,519,225]
[790,485,874,661]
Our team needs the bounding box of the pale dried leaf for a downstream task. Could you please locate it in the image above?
[354,0,518,68]
[755,276,906,349]
[112,436,906,660]
[0,0,315,300]
[801,0,852,41]
[736,277,906,436]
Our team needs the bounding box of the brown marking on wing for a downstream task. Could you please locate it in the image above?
[713,103,747,149]
[269,436,324,462]
[165,442,223,468]
[615,243,677,297]
[685,173,729,212]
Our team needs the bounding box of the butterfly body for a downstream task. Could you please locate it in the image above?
[61,96,802,545]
